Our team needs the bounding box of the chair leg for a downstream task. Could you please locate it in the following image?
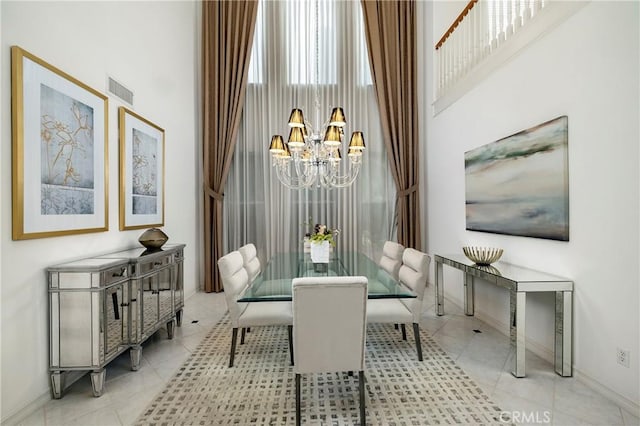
[413,323,423,361]
[241,328,246,344]
[400,324,407,341]
[288,325,294,365]
[296,373,301,426]
[229,328,238,368]
[359,371,366,425]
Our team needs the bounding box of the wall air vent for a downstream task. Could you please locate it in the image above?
[107,76,134,105]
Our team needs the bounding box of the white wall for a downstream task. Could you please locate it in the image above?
[424,0,639,412]
[0,1,200,420]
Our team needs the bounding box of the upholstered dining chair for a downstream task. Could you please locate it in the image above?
[237,243,261,341]
[292,276,368,426]
[367,248,430,361]
[378,241,405,333]
[379,241,405,281]
[238,243,261,283]
[217,251,293,367]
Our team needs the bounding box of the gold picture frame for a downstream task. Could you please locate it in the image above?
[11,46,109,240]
[119,107,165,230]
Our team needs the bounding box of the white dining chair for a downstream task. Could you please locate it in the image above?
[379,241,405,281]
[367,248,430,361]
[237,243,261,341]
[218,251,293,367]
[292,276,368,426]
[378,241,405,332]
[238,243,261,283]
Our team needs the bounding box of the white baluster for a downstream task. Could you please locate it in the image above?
[445,41,449,91]
[514,0,522,31]
[522,0,532,24]
[470,5,476,67]
[453,27,458,81]
[500,0,507,45]
[532,0,542,17]
[442,44,448,91]
[468,7,474,69]
[481,0,490,60]
[448,40,453,88]
[444,43,450,89]
[462,16,468,73]
[438,47,444,96]
[491,0,499,51]
[504,0,512,40]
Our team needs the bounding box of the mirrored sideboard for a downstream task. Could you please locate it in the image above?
[48,243,185,398]
[434,253,573,378]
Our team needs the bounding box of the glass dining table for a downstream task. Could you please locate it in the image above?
[238,251,416,302]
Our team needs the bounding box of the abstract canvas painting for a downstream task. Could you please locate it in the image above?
[11,46,108,240]
[465,116,569,241]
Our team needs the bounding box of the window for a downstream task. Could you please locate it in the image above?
[355,4,373,86]
[247,0,371,87]
[228,0,393,260]
[286,0,336,85]
[247,0,264,85]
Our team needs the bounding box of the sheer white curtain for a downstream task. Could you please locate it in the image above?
[224,0,395,264]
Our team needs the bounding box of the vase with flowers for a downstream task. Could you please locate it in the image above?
[308,223,339,263]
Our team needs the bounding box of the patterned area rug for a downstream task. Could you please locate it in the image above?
[136,317,507,425]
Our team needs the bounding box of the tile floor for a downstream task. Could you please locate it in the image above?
[12,290,639,426]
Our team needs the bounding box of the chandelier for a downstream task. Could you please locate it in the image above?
[266,0,365,189]
[268,107,366,189]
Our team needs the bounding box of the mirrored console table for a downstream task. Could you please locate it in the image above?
[48,243,185,398]
[434,254,573,378]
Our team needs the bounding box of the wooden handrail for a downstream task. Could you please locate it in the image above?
[435,0,478,50]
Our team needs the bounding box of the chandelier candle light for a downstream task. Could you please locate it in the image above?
[268,107,366,189]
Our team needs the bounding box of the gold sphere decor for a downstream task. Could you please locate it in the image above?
[462,246,503,265]
[138,228,169,250]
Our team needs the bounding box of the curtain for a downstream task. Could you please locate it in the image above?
[224,0,396,266]
[202,0,258,293]
[361,0,422,250]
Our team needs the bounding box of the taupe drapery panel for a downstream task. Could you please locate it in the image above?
[202,0,258,292]
[361,0,421,250]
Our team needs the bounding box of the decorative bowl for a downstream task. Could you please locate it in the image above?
[474,264,502,276]
[462,246,503,265]
[139,228,169,250]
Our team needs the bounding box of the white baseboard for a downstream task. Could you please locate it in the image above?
[1,390,50,425]
[574,368,640,418]
[442,295,639,418]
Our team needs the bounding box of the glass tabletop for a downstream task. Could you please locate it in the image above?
[238,251,416,302]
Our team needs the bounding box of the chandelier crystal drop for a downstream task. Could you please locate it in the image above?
[268,107,366,189]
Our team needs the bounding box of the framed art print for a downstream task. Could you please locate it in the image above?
[11,46,109,240]
[119,107,165,230]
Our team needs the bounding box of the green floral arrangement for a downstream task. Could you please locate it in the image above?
[308,223,339,246]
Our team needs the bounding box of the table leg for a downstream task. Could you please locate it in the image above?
[167,319,175,339]
[130,345,142,371]
[510,290,526,377]
[50,371,64,399]
[176,309,183,327]
[90,369,106,397]
[555,291,573,376]
[436,261,444,316]
[464,273,475,316]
